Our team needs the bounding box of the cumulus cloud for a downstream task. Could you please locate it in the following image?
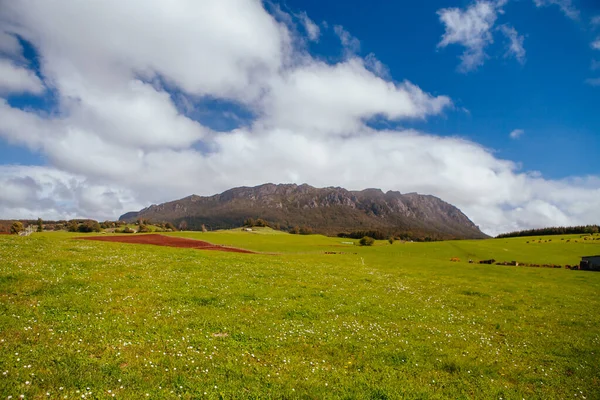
[0,0,598,236]
[499,25,526,64]
[533,0,579,20]
[509,129,524,139]
[592,39,600,50]
[437,1,501,72]
[260,59,452,134]
[0,59,44,94]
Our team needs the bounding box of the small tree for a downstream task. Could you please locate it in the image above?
[37,218,43,233]
[388,237,395,244]
[359,236,375,246]
[78,220,101,233]
[10,221,24,235]
[67,220,79,232]
[299,226,313,235]
[165,222,176,231]
[138,224,151,233]
[178,220,188,231]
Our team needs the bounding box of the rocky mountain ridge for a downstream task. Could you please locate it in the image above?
[120,183,488,239]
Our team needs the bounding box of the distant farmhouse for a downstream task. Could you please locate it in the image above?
[580,256,600,271]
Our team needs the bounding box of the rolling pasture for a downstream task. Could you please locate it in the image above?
[1,230,599,399]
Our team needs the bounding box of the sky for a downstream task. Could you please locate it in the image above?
[0,0,599,236]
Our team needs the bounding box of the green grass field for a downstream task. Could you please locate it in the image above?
[1,229,599,399]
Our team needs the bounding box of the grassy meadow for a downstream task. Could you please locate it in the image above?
[1,229,599,399]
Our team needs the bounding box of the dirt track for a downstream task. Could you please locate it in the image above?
[78,234,255,254]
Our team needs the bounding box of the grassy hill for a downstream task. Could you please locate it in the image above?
[1,230,599,399]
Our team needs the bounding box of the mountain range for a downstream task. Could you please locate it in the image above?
[120,183,488,240]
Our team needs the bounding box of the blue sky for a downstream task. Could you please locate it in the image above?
[280,0,600,178]
[0,0,598,234]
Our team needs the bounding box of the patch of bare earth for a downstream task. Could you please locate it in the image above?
[78,234,255,254]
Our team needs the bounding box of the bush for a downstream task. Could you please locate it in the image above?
[359,236,375,246]
[67,220,79,232]
[78,220,101,233]
[299,226,313,235]
[138,224,151,233]
[10,221,24,235]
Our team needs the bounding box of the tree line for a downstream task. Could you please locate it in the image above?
[496,225,600,238]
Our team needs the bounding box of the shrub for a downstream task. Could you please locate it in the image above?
[299,226,313,235]
[138,224,151,233]
[67,220,79,232]
[78,220,101,233]
[10,221,24,235]
[359,236,375,246]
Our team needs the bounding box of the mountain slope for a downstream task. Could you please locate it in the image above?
[120,183,488,239]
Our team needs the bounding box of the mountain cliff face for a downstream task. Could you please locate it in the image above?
[120,183,488,239]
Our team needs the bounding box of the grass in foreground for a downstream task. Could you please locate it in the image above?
[0,231,599,399]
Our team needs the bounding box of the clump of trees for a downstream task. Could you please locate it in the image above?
[288,225,313,235]
[243,218,286,232]
[497,225,600,239]
[10,221,24,235]
[339,230,387,240]
[67,219,101,233]
[359,236,375,246]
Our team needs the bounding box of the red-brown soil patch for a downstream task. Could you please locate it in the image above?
[78,234,255,254]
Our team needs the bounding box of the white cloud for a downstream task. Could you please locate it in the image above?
[3,0,289,103]
[260,58,452,134]
[592,16,600,27]
[298,12,320,42]
[592,39,600,50]
[499,25,526,64]
[437,1,501,72]
[509,129,524,139]
[0,0,598,236]
[0,59,44,94]
[533,0,579,20]
[0,32,22,58]
[0,165,142,220]
[334,25,360,54]
[364,53,391,78]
